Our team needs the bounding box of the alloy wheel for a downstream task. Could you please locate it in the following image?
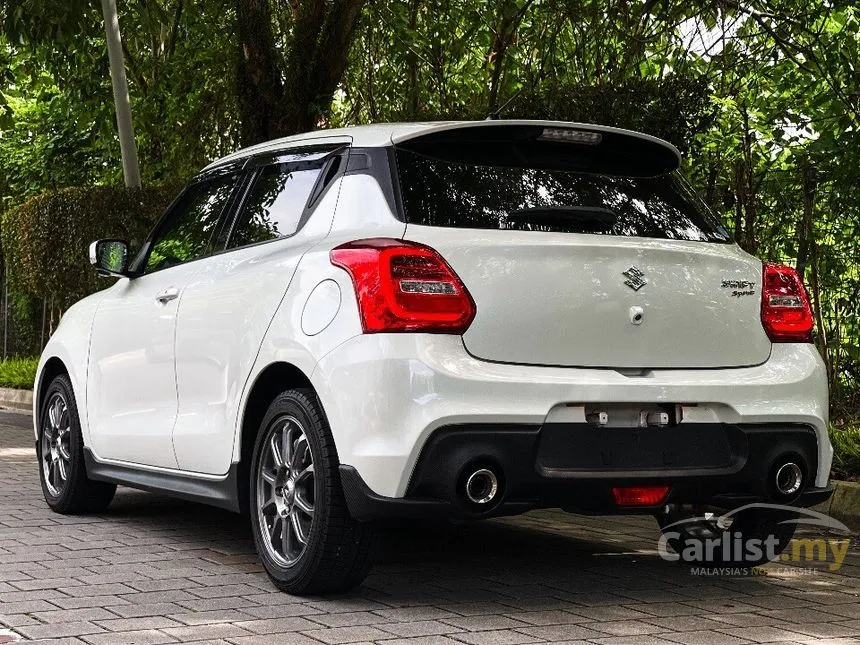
[256,415,315,567]
[41,393,72,497]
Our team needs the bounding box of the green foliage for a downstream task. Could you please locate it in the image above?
[0,76,119,209]
[0,0,857,410]
[508,75,716,155]
[9,291,43,356]
[1,183,183,307]
[830,425,860,481]
[0,357,39,389]
[0,0,237,208]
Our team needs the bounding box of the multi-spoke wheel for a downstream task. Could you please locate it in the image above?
[250,388,377,594]
[256,416,316,566]
[41,393,72,497]
[39,374,116,514]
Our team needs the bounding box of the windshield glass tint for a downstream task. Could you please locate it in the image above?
[395,149,730,242]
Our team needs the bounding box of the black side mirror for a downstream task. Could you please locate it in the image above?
[89,239,130,278]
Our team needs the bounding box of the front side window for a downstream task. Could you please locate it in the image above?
[228,165,321,249]
[144,175,236,273]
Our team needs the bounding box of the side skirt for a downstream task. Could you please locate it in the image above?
[84,448,242,513]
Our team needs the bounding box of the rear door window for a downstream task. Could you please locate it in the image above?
[227,165,321,248]
[394,141,729,243]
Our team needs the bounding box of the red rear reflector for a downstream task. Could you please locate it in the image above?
[330,238,476,333]
[612,486,669,506]
[761,263,814,343]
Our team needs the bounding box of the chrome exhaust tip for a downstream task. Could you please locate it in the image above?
[464,468,499,505]
[774,461,803,497]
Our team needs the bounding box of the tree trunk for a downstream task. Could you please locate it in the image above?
[236,0,366,145]
[809,248,833,388]
[406,0,421,119]
[101,0,141,187]
[236,0,286,146]
[732,160,743,240]
[795,161,816,281]
[486,0,533,114]
[740,108,757,254]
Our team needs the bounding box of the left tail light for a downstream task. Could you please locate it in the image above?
[761,263,814,343]
[330,238,476,333]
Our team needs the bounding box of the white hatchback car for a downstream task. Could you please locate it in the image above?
[36,121,832,593]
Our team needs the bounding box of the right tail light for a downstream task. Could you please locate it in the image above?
[761,263,814,342]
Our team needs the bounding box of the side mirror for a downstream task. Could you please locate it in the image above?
[89,239,130,278]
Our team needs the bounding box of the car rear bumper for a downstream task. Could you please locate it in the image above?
[338,423,832,521]
[311,335,831,507]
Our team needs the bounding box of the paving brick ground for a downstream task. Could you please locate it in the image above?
[2,410,859,645]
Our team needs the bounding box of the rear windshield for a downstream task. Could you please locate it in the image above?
[394,148,730,243]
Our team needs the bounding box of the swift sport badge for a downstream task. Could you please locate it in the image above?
[722,279,756,298]
[622,266,647,291]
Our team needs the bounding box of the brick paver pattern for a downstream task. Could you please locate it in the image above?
[1,412,859,645]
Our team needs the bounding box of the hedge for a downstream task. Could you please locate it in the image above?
[1,182,184,308]
[831,425,860,482]
[0,357,39,389]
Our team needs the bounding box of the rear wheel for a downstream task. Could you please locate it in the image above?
[250,388,377,594]
[656,504,797,567]
[39,375,116,514]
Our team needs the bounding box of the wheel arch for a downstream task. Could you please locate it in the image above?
[35,356,70,433]
[236,361,316,513]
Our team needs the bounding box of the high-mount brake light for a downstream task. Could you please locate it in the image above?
[761,263,814,343]
[330,238,476,333]
[537,128,602,145]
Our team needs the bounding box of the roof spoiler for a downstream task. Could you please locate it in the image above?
[392,121,681,177]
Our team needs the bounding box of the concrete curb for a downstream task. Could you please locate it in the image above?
[0,387,33,412]
[814,479,860,532]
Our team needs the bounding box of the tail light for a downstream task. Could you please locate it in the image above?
[761,263,814,342]
[330,238,476,333]
[612,486,669,506]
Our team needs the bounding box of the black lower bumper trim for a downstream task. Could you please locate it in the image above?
[340,422,830,521]
[712,486,834,509]
[340,465,450,521]
[340,464,834,522]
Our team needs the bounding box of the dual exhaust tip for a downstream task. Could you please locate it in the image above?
[458,457,805,508]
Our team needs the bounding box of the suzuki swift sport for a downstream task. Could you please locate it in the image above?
[35,121,832,594]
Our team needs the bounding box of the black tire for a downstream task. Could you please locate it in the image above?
[38,375,116,514]
[249,388,377,594]
[656,504,797,567]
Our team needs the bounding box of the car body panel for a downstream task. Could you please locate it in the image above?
[404,225,772,369]
[228,170,405,465]
[86,265,201,468]
[33,291,107,443]
[172,176,345,474]
[312,336,830,498]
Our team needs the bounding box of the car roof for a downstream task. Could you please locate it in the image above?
[201,120,681,171]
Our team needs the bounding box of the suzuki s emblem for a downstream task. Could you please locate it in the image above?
[622,266,647,291]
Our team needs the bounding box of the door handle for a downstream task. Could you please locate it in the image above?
[155,287,179,304]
